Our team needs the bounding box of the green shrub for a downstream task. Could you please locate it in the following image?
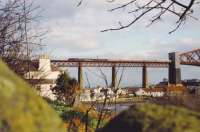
[45,98,73,115]
[99,103,200,132]
[0,60,65,132]
[47,99,98,130]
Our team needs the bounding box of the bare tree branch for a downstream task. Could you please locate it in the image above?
[101,0,164,32]
[0,0,44,76]
[77,0,83,7]
[108,0,137,11]
[98,0,199,33]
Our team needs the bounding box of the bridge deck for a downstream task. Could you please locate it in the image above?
[51,59,170,67]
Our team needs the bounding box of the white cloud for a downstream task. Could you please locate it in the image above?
[36,0,200,59]
[34,0,200,86]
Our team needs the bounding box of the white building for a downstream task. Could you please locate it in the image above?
[24,55,62,100]
[135,88,146,96]
[91,87,106,101]
[80,89,92,102]
[80,87,136,102]
[116,88,127,96]
[135,88,164,97]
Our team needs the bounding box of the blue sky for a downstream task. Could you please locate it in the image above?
[35,0,200,87]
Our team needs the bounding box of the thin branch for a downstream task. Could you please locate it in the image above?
[178,0,195,21]
[101,1,165,32]
[169,19,183,34]
[109,0,136,11]
[77,0,83,7]
[101,0,197,33]
[171,0,188,8]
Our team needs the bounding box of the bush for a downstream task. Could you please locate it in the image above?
[47,100,98,131]
[47,99,112,131]
[0,60,65,132]
[99,103,200,132]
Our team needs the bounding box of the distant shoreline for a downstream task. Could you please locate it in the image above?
[81,97,149,105]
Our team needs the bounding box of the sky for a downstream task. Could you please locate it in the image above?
[34,0,200,87]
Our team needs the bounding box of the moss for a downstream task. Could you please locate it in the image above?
[100,103,200,132]
[0,60,65,132]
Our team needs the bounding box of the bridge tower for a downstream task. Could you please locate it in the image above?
[168,52,181,85]
[78,63,83,89]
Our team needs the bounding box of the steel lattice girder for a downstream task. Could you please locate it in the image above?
[180,49,200,66]
[51,60,170,68]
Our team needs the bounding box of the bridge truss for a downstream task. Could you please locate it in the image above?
[51,59,170,68]
[47,49,200,88]
[180,49,200,66]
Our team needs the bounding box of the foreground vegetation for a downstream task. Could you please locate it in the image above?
[46,99,111,131]
[0,60,65,132]
[99,103,200,132]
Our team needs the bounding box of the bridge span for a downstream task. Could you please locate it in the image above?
[51,59,170,89]
[51,59,170,67]
[50,49,200,89]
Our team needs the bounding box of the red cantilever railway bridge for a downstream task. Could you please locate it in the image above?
[50,49,200,89]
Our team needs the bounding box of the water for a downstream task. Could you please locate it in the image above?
[94,103,134,113]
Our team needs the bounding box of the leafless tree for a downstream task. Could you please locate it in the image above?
[0,0,43,76]
[79,66,125,131]
[95,67,125,130]
[78,0,199,33]
[85,72,91,88]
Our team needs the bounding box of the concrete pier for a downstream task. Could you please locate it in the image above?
[112,66,116,88]
[142,65,148,88]
[78,63,83,89]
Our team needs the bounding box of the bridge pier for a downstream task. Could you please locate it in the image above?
[168,52,181,85]
[142,65,148,88]
[78,63,83,89]
[112,66,116,88]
